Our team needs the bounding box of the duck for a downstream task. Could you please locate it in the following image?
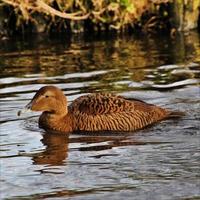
[18,85,183,133]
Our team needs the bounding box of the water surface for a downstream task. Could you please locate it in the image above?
[0,32,200,200]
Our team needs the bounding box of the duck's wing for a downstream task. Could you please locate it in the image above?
[69,93,155,115]
[68,93,170,132]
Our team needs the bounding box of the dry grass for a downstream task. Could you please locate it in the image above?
[1,0,172,34]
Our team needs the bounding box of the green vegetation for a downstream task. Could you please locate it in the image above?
[0,0,199,36]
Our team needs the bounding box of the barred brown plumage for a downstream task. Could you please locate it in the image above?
[18,85,184,133]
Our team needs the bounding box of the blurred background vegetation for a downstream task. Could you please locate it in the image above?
[0,0,200,38]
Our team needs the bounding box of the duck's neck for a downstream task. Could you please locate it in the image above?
[39,111,74,133]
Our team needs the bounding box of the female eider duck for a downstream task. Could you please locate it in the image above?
[18,86,183,133]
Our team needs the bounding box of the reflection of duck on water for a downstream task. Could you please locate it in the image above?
[32,133,129,165]
[19,86,183,134]
[32,132,172,165]
[32,133,69,165]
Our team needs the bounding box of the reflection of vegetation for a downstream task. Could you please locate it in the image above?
[0,32,199,93]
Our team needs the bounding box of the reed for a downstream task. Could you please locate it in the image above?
[0,0,188,35]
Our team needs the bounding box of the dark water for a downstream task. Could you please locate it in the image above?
[0,32,200,200]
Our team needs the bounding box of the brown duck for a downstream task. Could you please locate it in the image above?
[18,86,183,133]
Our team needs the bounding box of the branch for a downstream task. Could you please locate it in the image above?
[1,0,18,7]
[37,0,90,20]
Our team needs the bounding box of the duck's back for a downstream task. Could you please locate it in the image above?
[68,93,170,132]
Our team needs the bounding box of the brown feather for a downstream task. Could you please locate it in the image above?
[21,86,183,133]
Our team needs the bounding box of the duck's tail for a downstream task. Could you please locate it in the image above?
[167,111,185,118]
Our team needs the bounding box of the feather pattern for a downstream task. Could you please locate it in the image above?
[68,93,170,132]
[21,86,182,133]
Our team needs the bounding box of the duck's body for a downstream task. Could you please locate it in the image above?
[20,86,181,133]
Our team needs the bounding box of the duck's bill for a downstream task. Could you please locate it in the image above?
[17,102,32,116]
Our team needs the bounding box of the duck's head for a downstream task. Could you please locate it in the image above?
[18,86,67,116]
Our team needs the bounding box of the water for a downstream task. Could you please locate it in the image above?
[0,32,200,200]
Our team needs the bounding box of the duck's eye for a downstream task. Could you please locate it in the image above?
[45,95,49,98]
